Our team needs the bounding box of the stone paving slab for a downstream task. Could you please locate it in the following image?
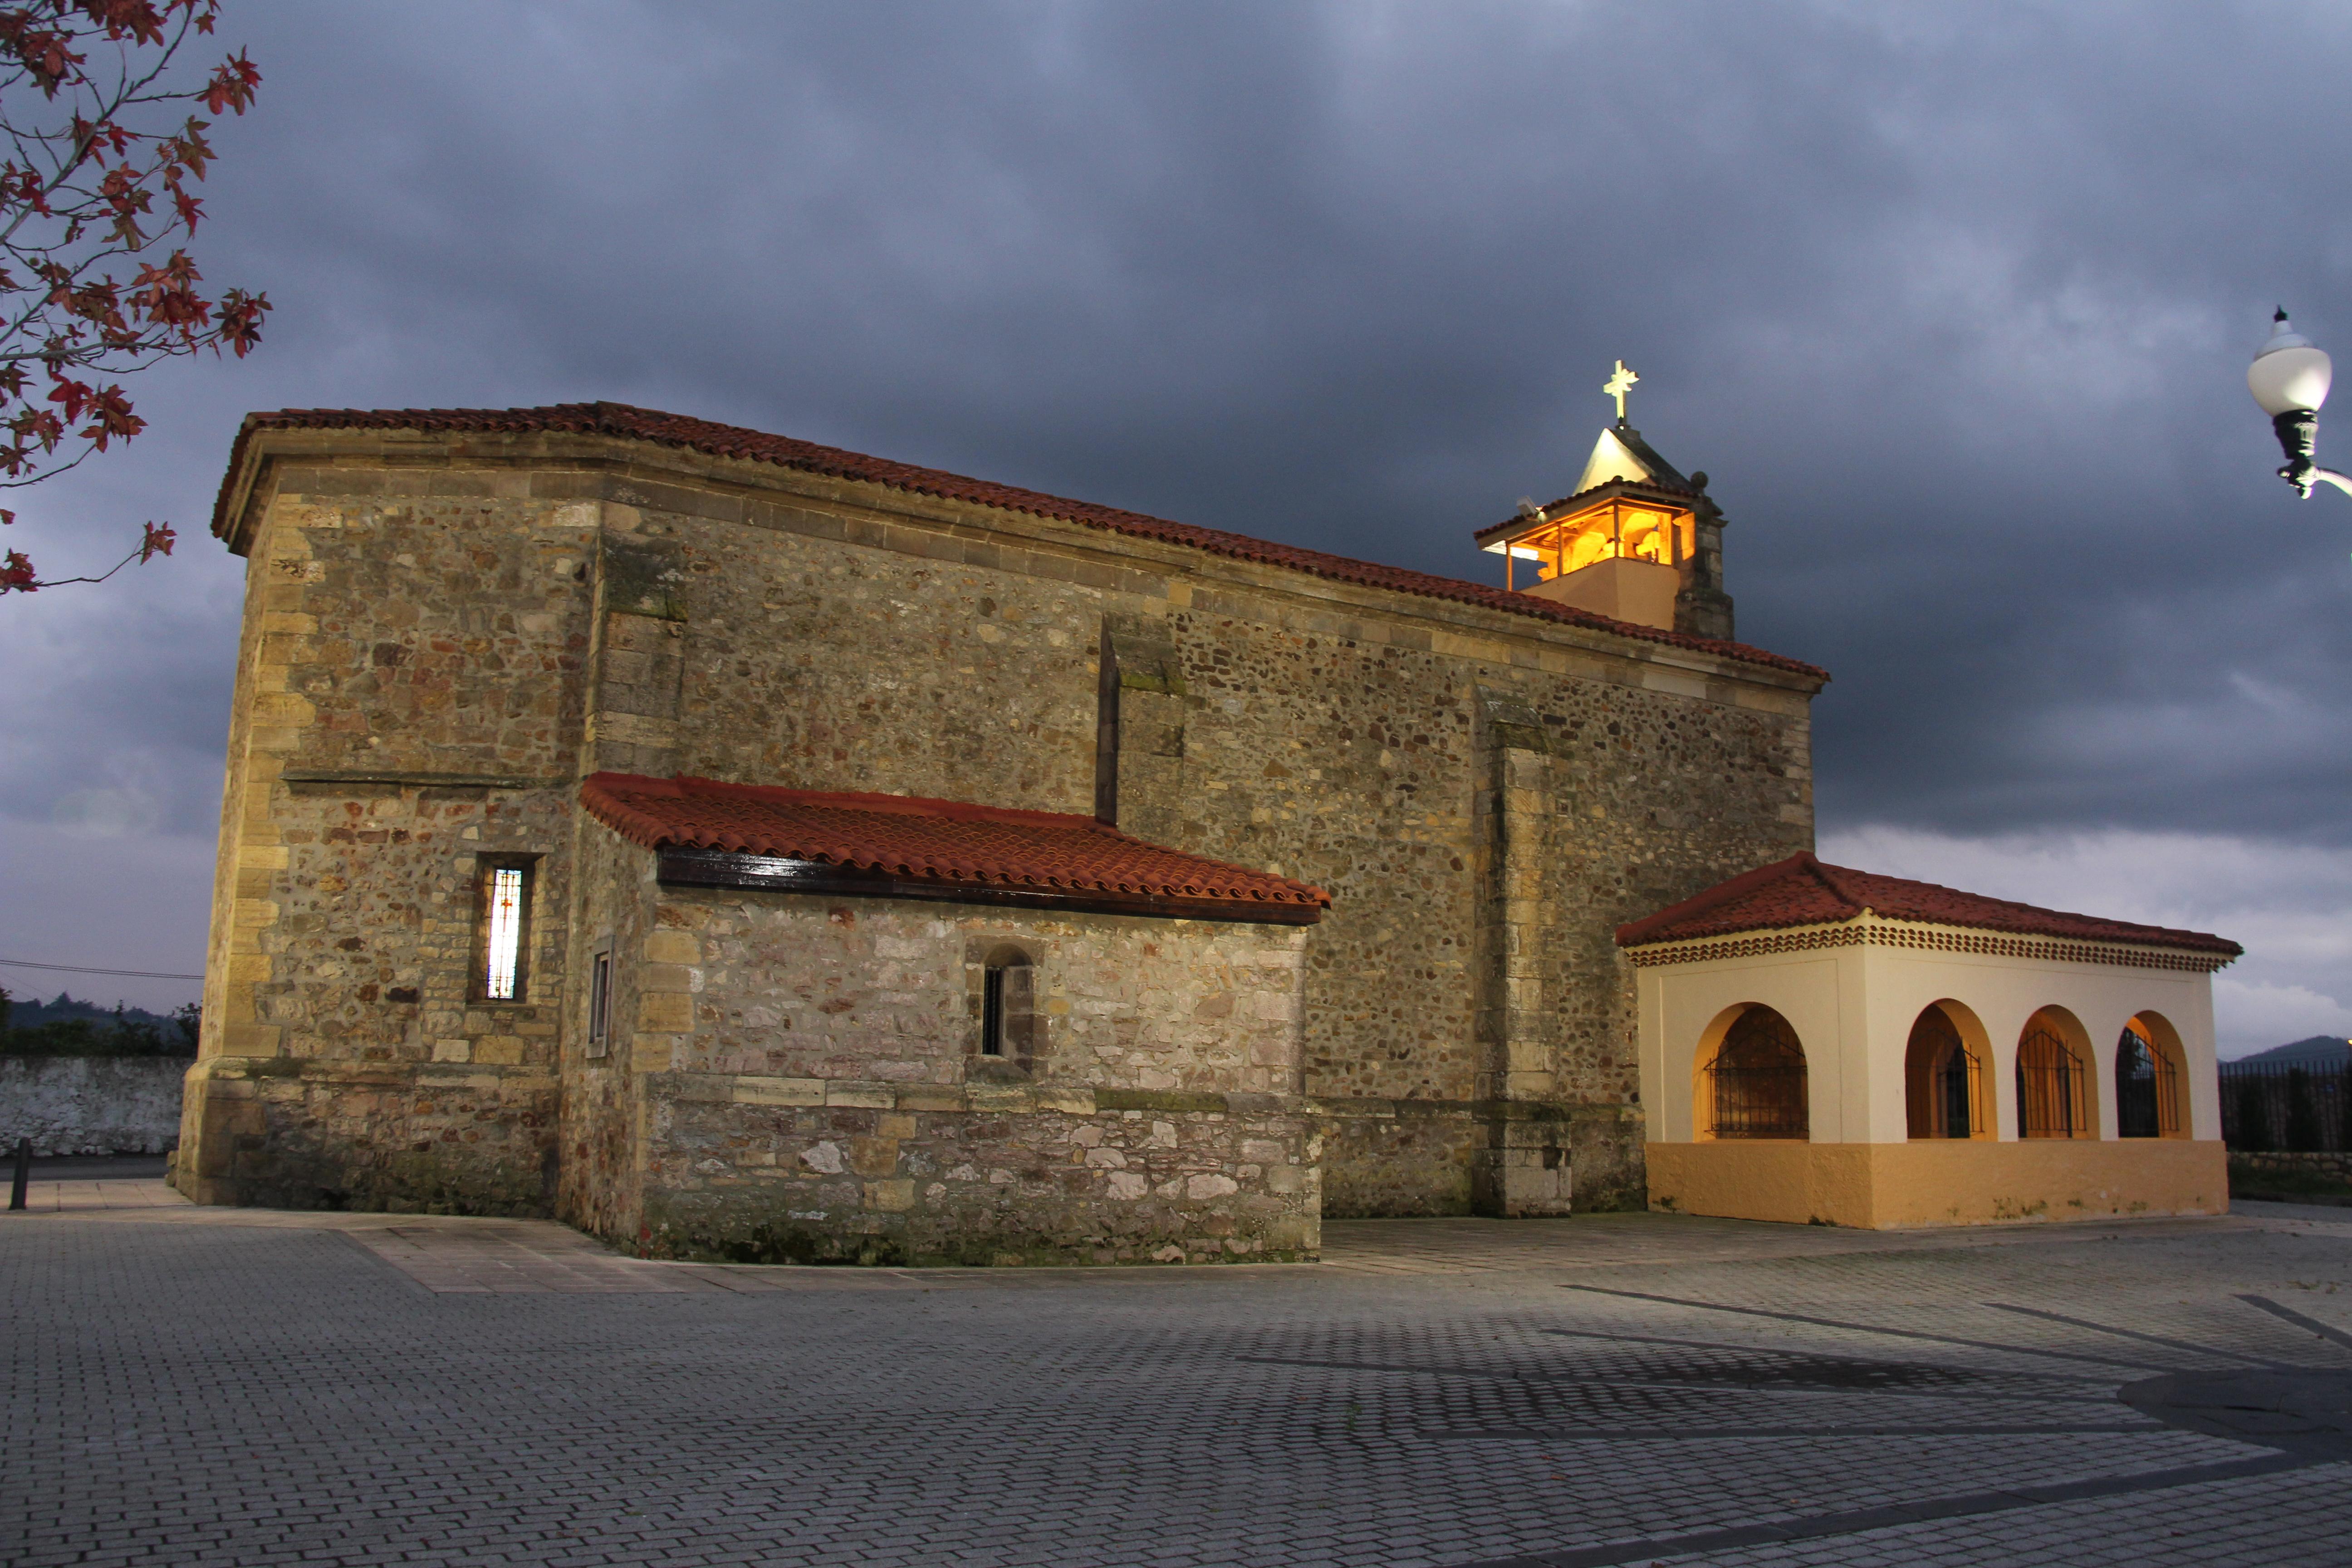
[5,1184,2352,1566]
[14,1179,2352,1288]
[5,1176,185,1211]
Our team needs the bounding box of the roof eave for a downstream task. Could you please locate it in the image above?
[211,405,1827,681]
[211,412,274,556]
[655,846,1326,926]
[1621,909,2242,963]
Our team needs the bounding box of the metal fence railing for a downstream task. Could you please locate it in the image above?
[2219,1062,2350,1152]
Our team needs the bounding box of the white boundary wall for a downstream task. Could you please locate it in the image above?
[0,1057,186,1156]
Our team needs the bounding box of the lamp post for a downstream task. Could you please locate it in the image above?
[2250,309,2352,497]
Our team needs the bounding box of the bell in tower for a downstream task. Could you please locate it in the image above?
[1474,361,1735,639]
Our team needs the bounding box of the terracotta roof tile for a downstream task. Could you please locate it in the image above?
[1615,852,2241,957]
[580,772,1329,917]
[215,402,1827,681]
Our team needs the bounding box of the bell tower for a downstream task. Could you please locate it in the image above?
[1474,361,1735,639]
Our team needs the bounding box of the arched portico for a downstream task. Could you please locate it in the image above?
[1624,853,2236,1229]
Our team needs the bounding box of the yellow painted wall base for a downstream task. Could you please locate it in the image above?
[1646,1139,2228,1228]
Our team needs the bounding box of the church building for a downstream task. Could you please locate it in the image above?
[172,370,2231,1260]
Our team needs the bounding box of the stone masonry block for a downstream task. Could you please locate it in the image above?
[733,1076,825,1107]
[637,962,697,995]
[864,1179,916,1212]
[642,930,700,965]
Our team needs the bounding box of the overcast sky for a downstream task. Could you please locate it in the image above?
[1,1,2347,1052]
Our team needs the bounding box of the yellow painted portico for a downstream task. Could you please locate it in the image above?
[1621,854,2241,1228]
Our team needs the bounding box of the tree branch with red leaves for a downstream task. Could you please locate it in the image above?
[0,0,264,593]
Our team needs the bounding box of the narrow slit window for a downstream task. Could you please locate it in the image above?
[981,965,1005,1056]
[1093,619,1121,825]
[483,864,529,1002]
[587,949,612,1052]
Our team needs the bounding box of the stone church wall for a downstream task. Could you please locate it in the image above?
[633,479,1812,1216]
[184,423,1821,1232]
[564,822,1317,1264]
[178,492,593,1210]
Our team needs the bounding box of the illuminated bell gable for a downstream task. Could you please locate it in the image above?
[1475,424,1707,632]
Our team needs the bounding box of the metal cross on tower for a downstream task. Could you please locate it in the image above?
[1603,360,1639,423]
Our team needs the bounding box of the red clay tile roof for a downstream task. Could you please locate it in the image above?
[214,402,1826,681]
[1615,852,2241,957]
[581,772,1329,918]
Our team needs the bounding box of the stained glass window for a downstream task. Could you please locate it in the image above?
[484,865,526,1001]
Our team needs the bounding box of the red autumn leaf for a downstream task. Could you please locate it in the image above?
[200,49,256,114]
[81,384,143,449]
[45,374,93,425]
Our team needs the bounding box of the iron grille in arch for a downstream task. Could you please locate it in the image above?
[2016,1025,2087,1137]
[2116,1024,2180,1138]
[1707,1006,1809,1140]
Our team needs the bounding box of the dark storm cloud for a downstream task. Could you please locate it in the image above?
[5,0,2351,1015]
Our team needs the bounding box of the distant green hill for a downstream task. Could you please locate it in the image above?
[2228,1034,2352,1068]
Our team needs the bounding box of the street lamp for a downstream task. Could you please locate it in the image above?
[2249,309,2352,497]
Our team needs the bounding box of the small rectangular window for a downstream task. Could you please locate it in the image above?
[475,858,536,1004]
[587,948,612,1056]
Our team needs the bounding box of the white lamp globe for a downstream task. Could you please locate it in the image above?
[2249,311,2332,416]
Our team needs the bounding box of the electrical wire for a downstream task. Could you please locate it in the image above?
[0,958,203,980]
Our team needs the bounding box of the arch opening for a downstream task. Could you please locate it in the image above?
[1905,1002,1986,1139]
[2016,1006,2094,1138]
[2117,1012,2188,1138]
[1701,1004,1809,1140]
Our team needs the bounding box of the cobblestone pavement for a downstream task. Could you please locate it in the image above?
[5,1189,2350,1568]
